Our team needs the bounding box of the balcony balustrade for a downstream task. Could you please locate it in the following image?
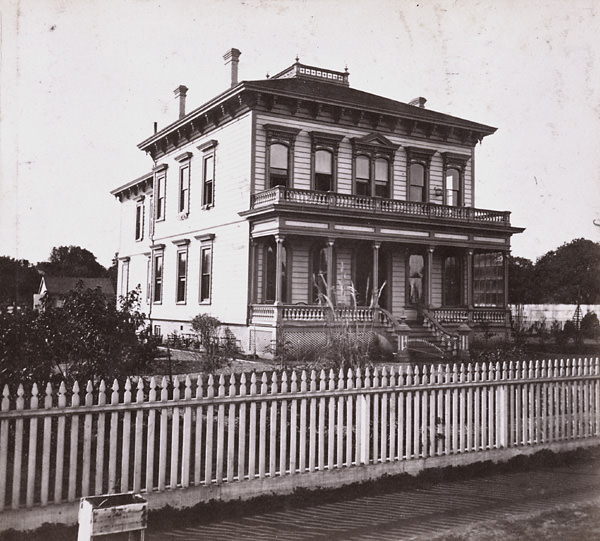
[250,186,511,225]
[250,304,509,326]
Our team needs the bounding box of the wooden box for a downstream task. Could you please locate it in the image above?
[78,493,147,540]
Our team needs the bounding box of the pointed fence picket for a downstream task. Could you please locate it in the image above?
[0,357,599,516]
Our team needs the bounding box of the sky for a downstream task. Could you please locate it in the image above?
[1,0,599,268]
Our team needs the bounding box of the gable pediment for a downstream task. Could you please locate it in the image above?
[351,132,399,157]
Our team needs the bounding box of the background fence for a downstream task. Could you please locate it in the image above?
[1,357,599,530]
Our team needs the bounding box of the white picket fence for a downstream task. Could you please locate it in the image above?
[1,358,599,525]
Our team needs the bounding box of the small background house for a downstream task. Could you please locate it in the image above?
[33,276,116,310]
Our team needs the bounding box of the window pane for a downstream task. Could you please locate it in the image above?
[410,163,424,186]
[473,252,504,307]
[177,251,187,303]
[445,168,460,206]
[270,144,288,169]
[408,254,424,304]
[204,156,214,206]
[356,155,369,179]
[200,247,211,302]
[153,255,163,303]
[443,255,461,306]
[315,150,332,174]
[375,158,388,182]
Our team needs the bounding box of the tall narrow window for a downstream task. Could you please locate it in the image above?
[445,168,461,206]
[314,150,333,191]
[355,155,370,196]
[374,158,390,198]
[200,245,212,303]
[176,250,187,303]
[135,201,144,241]
[146,256,151,304]
[179,164,190,214]
[153,253,163,303]
[269,143,289,187]
[408,254,424,305]
[442,255,462,306]
[311,242,328,302]
[203,155,214,207]
[263,239,288,303]
[120,260,129,297]
[264,124,300,190]
[154,165,168,221]
[409,163,425,202]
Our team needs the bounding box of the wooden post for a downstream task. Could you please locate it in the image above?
[372,242,381,306]
[326,238,335,300]
[426,247,434,307]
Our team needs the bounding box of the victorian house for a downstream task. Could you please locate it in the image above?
[111,49,523,357]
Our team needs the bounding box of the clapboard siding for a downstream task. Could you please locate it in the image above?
[290,239,310,304]
[254,112,475,203]
[431,252,442,307]
[391,250,406,315]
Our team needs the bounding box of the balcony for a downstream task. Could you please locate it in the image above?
[249,186,511,226]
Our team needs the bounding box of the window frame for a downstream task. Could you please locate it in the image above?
[153,164,168,222]
[175,152,192,216]
[197,140,218,208]
[196,233,215,304]
[310,131,344,192]
[173,240,189,305]
[120,258,130,297]
[406,251,426,306]
[264,124,300,189]
[405,147,435,203]
[473,251,505,307]
[441,152,470,207]
[135,198,145,241]
[262,237,290,304]
[351,133,398,198]
[151,246,165,304]
[442,253,463,307]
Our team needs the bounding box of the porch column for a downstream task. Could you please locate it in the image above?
[466,250,474,323]
[275,234,285,305]
[249,239,257,304]
[503,252,510,307]
[426,246,434,308]
[372,242,381,306]
[326,238,335,300]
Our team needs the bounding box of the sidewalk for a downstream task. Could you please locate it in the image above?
[147,450,600,540]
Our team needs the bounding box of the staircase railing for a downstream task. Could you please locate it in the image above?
[421,308,460,356]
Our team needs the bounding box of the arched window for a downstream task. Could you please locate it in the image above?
[269,143,289,187]
[311,242,329,302]
[409,163,425,202]
[314,150,333,192]
[445,168,461,206]
[263,239,288,304]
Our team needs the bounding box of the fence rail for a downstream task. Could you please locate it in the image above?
[1,357,599,519]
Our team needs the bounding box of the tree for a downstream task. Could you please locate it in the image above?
[0,256,40,306]
[533,239,600,303]
[0,284,157,388]
[37,245,107,278]
[508,256,536,304]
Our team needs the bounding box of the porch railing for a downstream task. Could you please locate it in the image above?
[432,307,510,325]
[250,186,511,225]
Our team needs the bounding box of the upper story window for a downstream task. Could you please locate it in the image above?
[406,147,435,203]
[151,245,165,304]
[175,152,192,215]
[442,152,470,207]
[173,239,190,304]
[153,164,168,221]
[135,199,145,241]
[269,143,289,187]
[197,140,218,208]
[351,133,398,198]
[196,233,215,304]
[264,124,300,189]
[310,131,344,192]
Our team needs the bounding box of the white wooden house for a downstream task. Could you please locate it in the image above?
[111,49,523,357]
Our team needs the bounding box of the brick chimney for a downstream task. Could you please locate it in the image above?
[223,48,242,87]
[174,85,188,119]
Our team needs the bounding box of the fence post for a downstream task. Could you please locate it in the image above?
[496,362,509,448]
[395,319,411,361]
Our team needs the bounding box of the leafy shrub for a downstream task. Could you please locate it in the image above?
[581,311,600,339]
